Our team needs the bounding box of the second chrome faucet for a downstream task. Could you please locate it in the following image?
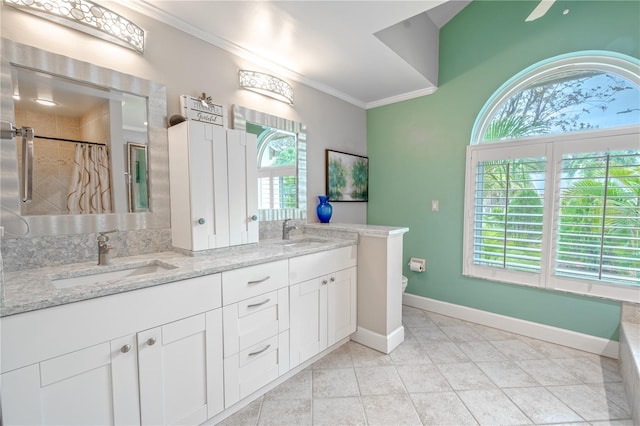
[282,219,298,240]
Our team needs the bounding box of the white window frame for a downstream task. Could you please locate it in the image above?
[464,126,640,303]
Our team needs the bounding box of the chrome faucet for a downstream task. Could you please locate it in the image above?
[97,230,117,265]
[282,219,298,240]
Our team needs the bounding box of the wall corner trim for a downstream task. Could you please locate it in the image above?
[403,293,619,359]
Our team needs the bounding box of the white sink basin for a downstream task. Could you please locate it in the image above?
[271,237,329,248]
[50,261,177,289]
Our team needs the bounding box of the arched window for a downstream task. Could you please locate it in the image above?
[463,52,640,303]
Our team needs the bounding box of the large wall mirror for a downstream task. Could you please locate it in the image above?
[233,105,307,221]
[0,39,169,237]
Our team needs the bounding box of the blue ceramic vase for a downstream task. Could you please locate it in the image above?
[316,195,333,223]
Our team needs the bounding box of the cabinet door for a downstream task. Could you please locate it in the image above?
[0,336,140,426]
[328,267,358,346]
[189,122,230,250]
[227,130,258,246]
[137,310,223,426]
[289,276,328,368]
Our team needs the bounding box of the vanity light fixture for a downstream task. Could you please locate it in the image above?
[3,0,145,54]
[238,70,294,105]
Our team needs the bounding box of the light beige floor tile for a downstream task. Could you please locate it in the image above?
[389,342,433,365]
[218,397,262,426]
[503,386,583,424]
[355,365,406,395]
[257,399,312,426]
[552,357,616,384]
[589,420,636,425]
[410,391,478,425]
[458,341,509,362]
[588,382,632,417]
[476,361,541,388]
[516,359,582,386]
[440,325,486,342]
[312,397,366,426]
[312,368,360,398]
[437,362,497,390]
[426,312,467,327]
[396,364,452,393]
[468,323,520,341]
[312,343,353,370]
[409,325,451,343]
[402,310,436,328]
[264,370,312,401]
[422,341,470,363]
[517,336,590,359]
[361,394,422,426]
[402,305,427,317]
[490,339,547,360]
[457,389,532,425]
[547,384,631,422]
[349,341,393,367]
[402,328,419,344]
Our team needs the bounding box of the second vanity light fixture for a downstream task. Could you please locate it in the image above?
[3,0,145,54]
[238,70,294,105]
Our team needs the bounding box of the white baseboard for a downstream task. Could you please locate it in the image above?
[403,293,619,359]
[351,325,405,354]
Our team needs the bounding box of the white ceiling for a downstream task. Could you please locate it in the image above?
[121,1,470,109]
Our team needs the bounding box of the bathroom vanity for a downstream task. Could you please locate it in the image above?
[0,237,357,425]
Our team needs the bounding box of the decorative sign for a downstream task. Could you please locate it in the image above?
[179,95,227,127]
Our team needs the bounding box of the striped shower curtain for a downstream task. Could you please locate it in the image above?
[67,144,113,214]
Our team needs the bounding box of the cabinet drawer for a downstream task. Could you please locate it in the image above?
[222,260,288,305]
[289,245,357,285]
[223,288,289,357]
[224,330,290,407]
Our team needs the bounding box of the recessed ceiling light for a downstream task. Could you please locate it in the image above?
[34,98,57,107]
[563,8,570,15]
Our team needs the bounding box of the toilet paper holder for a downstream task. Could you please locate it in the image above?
[408,257,426,272]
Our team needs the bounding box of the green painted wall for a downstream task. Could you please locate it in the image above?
[367,0,639,340]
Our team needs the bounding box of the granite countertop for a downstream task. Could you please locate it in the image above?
[305,222,410,236]
[1,236,356,317]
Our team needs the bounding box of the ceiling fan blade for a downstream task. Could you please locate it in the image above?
[525,0,556,21]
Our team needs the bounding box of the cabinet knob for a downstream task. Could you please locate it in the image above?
[330,277,335,282]
[251,215,258,221]
[120,344,131,353]
[322,279,328,285]
[197,218,206,225]
[147,337,157,346]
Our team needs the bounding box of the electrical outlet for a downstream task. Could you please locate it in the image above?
[431,200,439,212]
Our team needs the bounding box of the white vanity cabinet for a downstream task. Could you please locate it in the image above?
[168,121,258,252]
[289,246,357,368]
[1,335,141,425]
[221,260,291,407]
[0,275,224,425]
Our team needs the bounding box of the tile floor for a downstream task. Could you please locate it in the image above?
[218,305,633,425]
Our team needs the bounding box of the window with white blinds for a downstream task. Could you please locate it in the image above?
[464,131,640,302]
[556,151,640,285]
[258,169,297,210]
[473,158,546,273]
[465,53,640,302]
